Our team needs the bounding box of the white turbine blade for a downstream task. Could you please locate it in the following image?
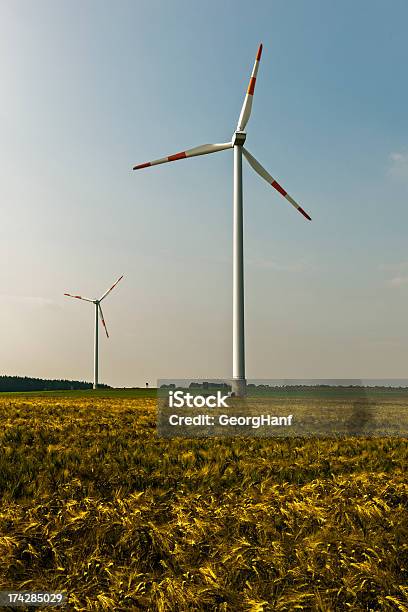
[237,44,263,132]
[243,148,312,221]
[99,275,124,302]
[64,292,94,302]
[98,304,109,338]
[133,142,232,170]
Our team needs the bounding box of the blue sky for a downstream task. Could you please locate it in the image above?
[1,0,407,386]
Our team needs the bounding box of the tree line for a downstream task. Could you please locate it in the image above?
[0,376,110,392]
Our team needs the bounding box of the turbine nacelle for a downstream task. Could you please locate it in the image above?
[232,131,246,147]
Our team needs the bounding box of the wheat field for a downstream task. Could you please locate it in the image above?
[0,391,407,611]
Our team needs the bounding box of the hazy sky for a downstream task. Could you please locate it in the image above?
[1,0,408,387]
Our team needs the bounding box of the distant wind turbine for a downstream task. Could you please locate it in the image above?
[133,44,311,396]
[64,275,124,389]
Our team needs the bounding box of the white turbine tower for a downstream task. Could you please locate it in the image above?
[133,44,311,397]
[64,275,124,389]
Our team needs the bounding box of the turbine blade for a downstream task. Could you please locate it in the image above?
[133,142,232,170]
[98,304,109,338]
[99,275,124,302]
[64,293,94,302]
[243,148,312,221]
[237,43,263,132]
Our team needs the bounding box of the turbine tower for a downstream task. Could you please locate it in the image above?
[64,275,123,389]
[133,44,311,397]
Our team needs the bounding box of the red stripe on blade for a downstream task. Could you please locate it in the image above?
[271,180,287,197]
[133,162,151,170]
[247,77,256,95]
[256,44,263,61]
[298,206,312,221]
[168,151,187,162]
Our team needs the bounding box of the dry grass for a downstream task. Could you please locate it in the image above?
[0,394,407,610]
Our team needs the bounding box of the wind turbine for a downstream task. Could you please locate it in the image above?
[64,275,123,389]
[133,44,311,397]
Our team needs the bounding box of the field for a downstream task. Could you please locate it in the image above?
[0,390,407,611]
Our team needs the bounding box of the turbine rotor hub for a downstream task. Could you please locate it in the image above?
[232,131,246,146]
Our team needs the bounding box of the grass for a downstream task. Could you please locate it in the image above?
[0,392,406,610]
